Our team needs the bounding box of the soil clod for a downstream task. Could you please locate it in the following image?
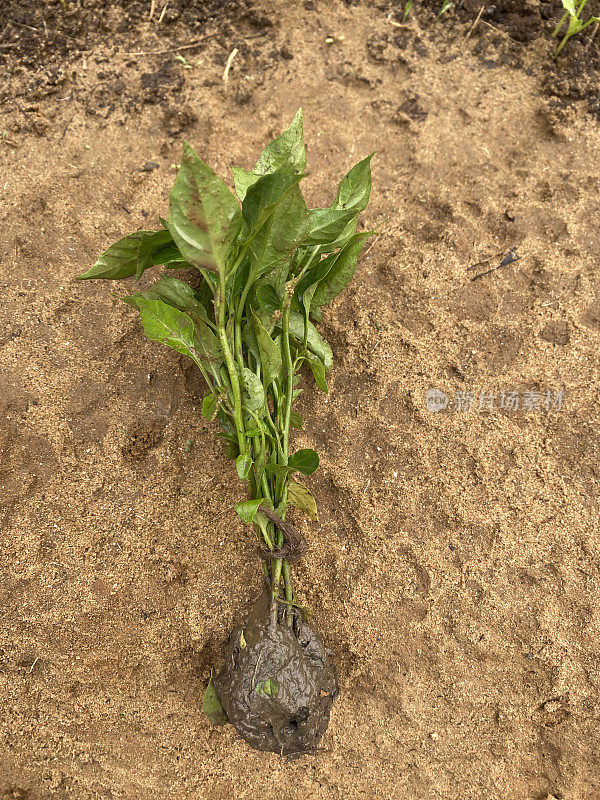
[213,593,338,756]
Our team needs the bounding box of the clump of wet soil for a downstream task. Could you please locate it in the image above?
[214,593,338,756]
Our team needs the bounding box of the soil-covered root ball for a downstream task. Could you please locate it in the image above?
[213,593,338,755]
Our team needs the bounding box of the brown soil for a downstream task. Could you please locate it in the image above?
[1,1,600,798]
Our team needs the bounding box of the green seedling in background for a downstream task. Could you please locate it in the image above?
[436,0,454,21]
[553,0,600,56]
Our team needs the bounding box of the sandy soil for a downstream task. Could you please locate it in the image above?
[1,1,600,798]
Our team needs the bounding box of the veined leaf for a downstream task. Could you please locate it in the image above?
[296,250,339,299]
[251,309,283,388]
[77,229,172,280]
[255,108,306,175]
[242,367,266,413]
[231,109,305,203]
[168,141,242,274]
[202,393,218,421]
[150,242,186,266]
[241,319,261,366]
[148,275,213,326]
[304,207,356,246]
[124,293,222,378]
[287,312,332,369]
[236,453,253,480]
[242,170,305,231]
[288,479,318,521]
[232,166,260,202]
[242,172,309,279]
[288,448,319,475]
[203,670,227,726]
[311,231,373,310]
[305,354,329,393]
[290,411,304,429]
[254,281,281,317]
[334,153,374,214]
[234,498,265,525]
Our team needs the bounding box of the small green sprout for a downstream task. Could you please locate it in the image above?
[403,1,413,21]
[174,54,192,69]
[436,0,454,21]
[553,0,600,57]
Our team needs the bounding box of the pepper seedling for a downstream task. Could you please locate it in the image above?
[553,0,600,56]
[77,109,374,754]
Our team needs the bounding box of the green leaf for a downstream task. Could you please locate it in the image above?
[255,677,279,698]
[167,141,242,274]
[559,0,577,17]
[296,251,338,299]
[255,108,306,175]
[251,309,283,388]
[203,670,227,726]
[288,448,319,475]
[254,281,281,317]
[77,229,172,280]
[232,165,259,202]
[306,355,329,393]
[236,453,253,480]
[231,109,305,202]
[125,294,197,356]
[124,293,222,379]
[242,171,304,231]
[334,153,374,214]
[242,367,266,413]
[287,313,333,369]
[148,275,213,326]
[150,242,186,266]
[311,231,373,310]
[202,393,218,421]
[242,171,309,279]
[289,411,304,430]
[234,498,265,525]
[304,207,356,246]
[288,479,318,521]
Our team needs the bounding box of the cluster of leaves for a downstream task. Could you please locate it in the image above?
[77,109,374,602]
[553,0,600,56]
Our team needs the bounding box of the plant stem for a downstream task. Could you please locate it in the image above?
[553,9,569,36]
[234,274,253,370]
[281,289,294,462]
[218,272,246,456]
[268,284,296,623]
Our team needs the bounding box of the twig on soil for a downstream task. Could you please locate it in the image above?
[149,0,157,21]
[122,34,216,56]
[479,19,525,46]
[223,47,239,83]
[386,12,409,28]
[470,247,520,281]
[158,1,169,25]
[584,21,599,50]
[11,21,40,32]
[465,5,484,39]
